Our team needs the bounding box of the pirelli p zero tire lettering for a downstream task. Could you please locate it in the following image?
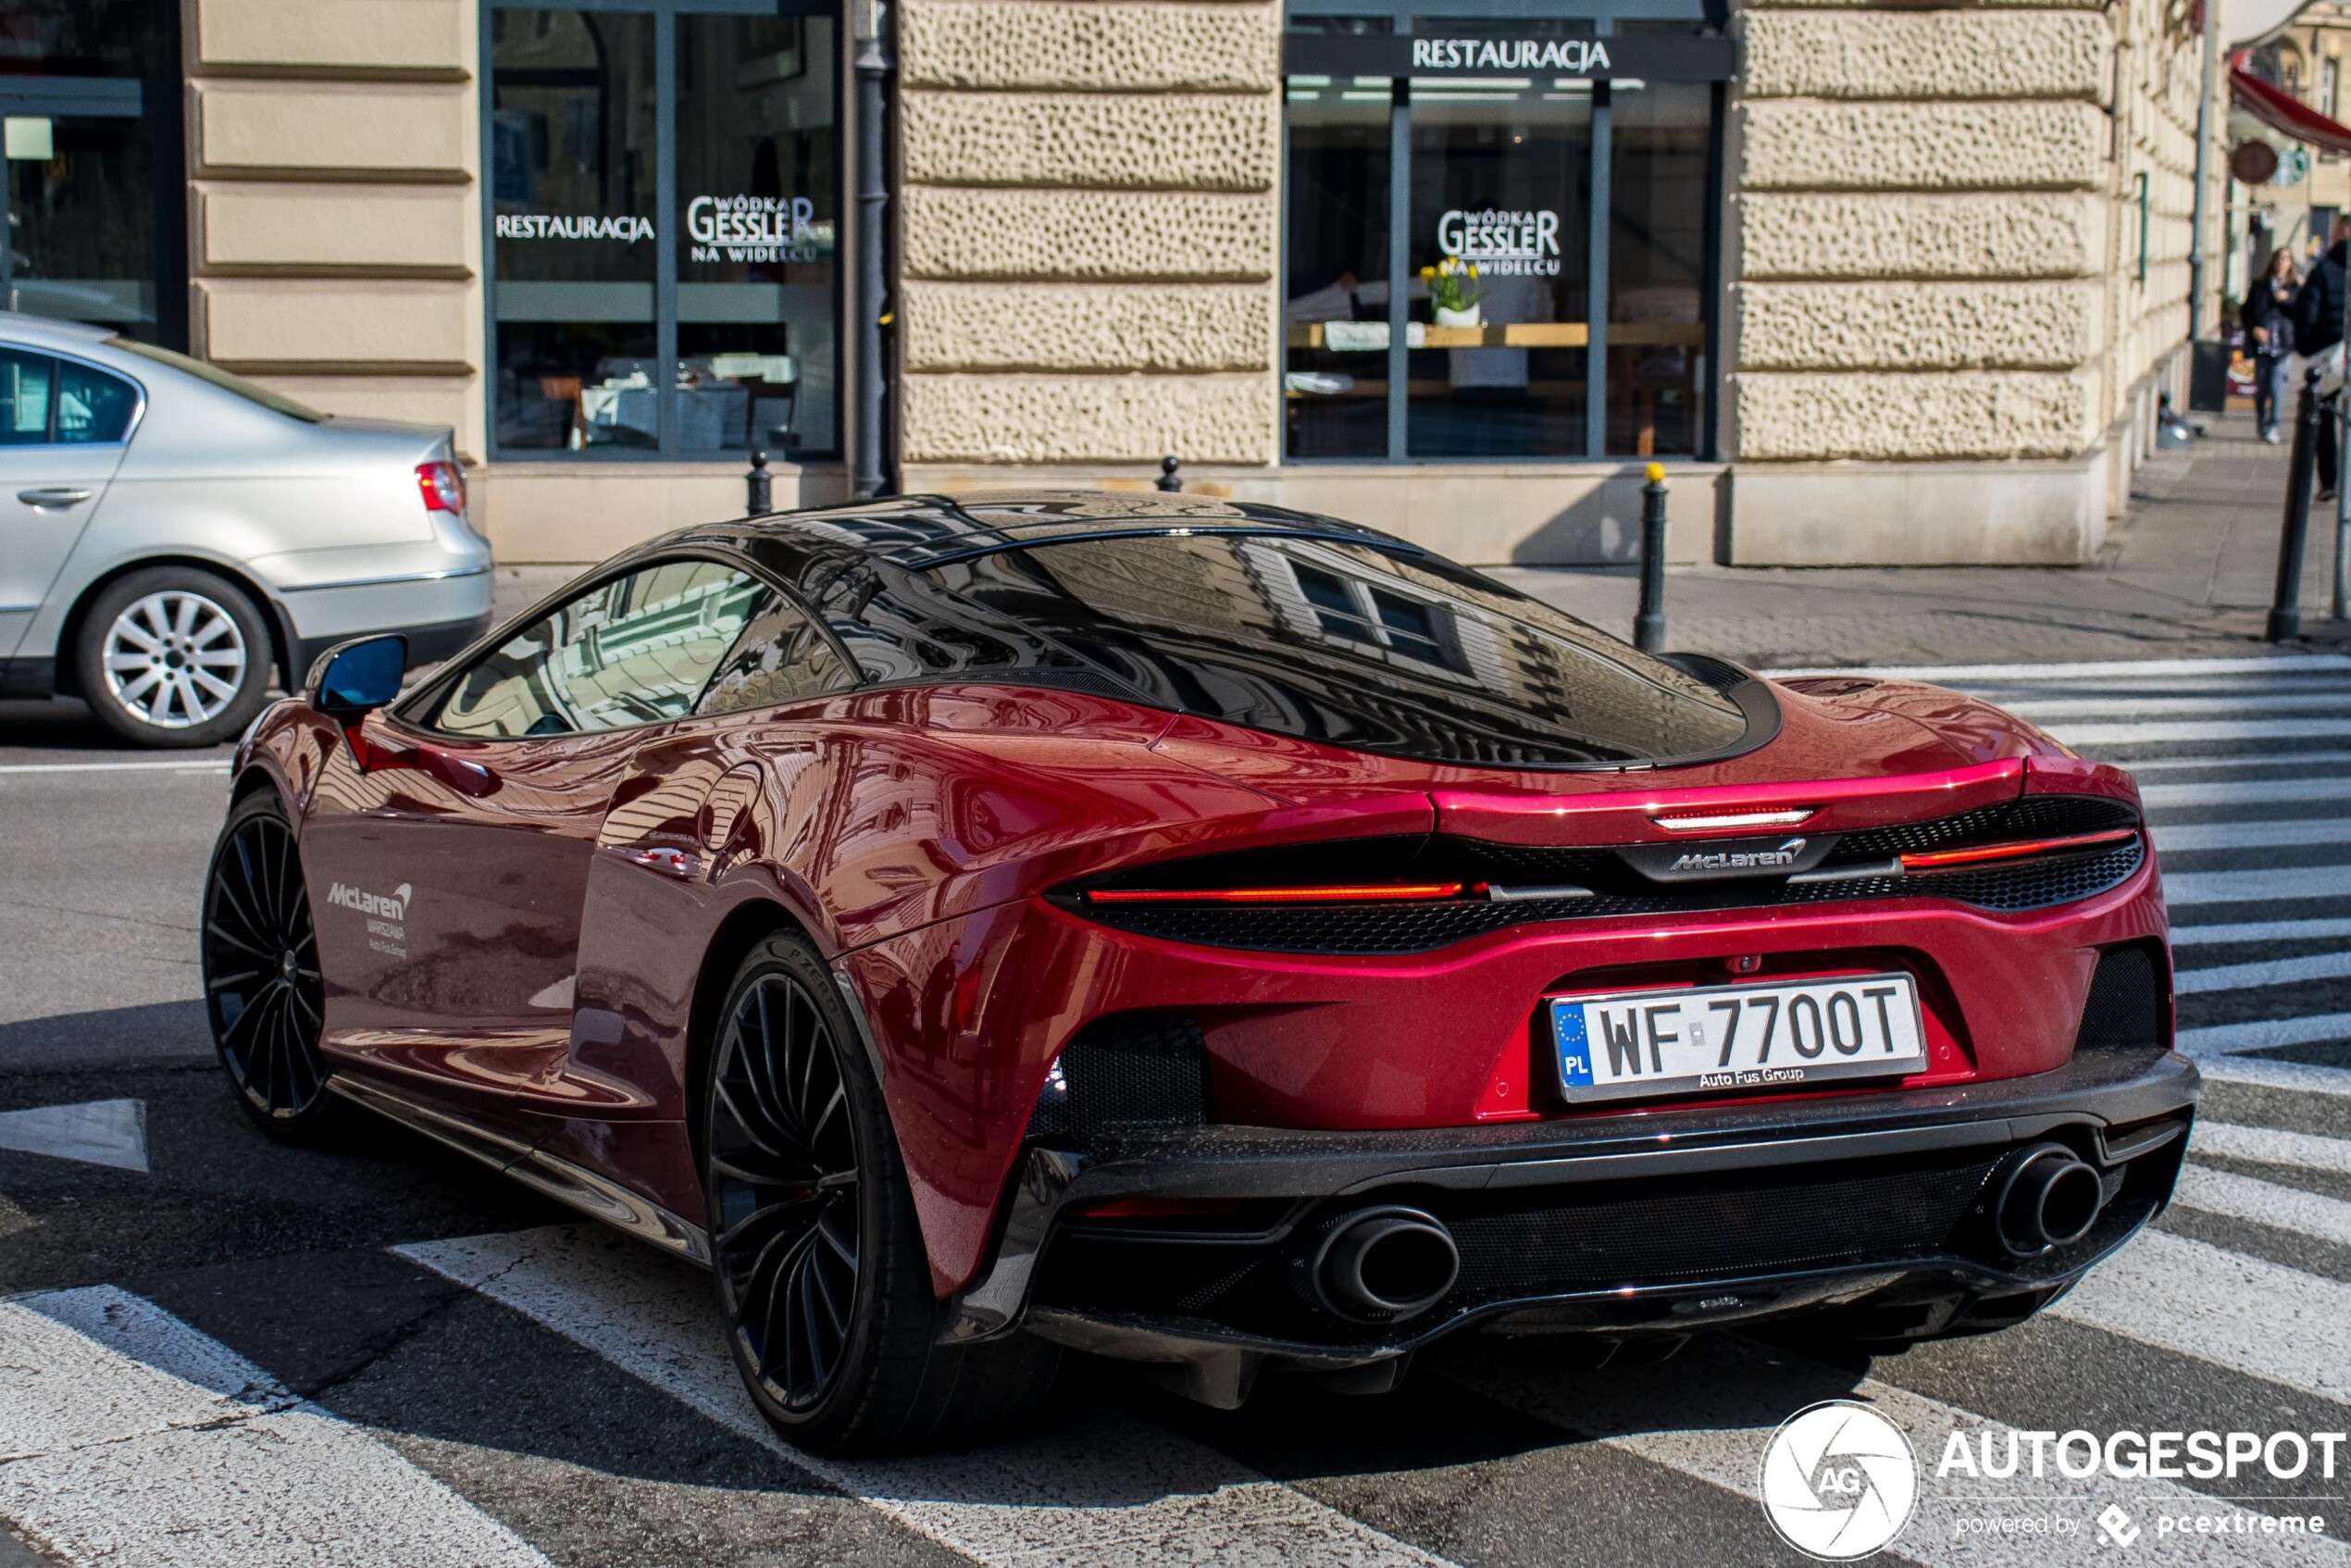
[203,789,337,1139]
[703,932,1060,1454]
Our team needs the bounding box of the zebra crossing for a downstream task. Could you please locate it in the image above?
[4,653,2351,1567]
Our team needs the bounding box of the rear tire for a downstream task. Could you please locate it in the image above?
[77,566,274,748]
[703,932,1060,1453]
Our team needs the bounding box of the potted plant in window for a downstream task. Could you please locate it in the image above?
[1422,258,1482,329]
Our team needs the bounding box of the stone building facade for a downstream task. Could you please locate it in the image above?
[4,0,2219,566]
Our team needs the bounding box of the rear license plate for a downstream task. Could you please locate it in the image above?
[1550,973,1927,1103]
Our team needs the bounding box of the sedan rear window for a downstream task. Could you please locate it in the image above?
[935,533,1758,769]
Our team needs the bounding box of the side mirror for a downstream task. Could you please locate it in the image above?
[307,635,408,720]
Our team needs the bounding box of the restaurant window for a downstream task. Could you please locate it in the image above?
[1282,8,1727,462]
[0,0,186,346]
[488,1,841,461]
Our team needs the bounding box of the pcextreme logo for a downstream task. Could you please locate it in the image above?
[327,881,411,921]
[1760,1401,1919,1560]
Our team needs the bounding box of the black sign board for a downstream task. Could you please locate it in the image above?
[1283,31,1737,82]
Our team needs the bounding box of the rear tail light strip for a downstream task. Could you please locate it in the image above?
[1790,828,2139,886]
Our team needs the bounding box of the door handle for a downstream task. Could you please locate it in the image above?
[17,488,93,510]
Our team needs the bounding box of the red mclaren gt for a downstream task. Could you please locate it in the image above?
[206,492,2193,1453]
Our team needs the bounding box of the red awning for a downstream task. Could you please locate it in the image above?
[2233,63,2351,158]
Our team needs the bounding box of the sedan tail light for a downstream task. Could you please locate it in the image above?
[416,460,467,516]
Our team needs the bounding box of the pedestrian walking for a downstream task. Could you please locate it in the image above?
[2245,247,2298,442]
[2290,217,2351,501]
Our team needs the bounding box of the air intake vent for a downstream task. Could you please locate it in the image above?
[1026,1014,1210,1145]
[2074,946,2165,1053]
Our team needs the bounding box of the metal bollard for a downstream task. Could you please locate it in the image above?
[2270,367,2324,643]
[1634,462,1668,654]
[1157,455,1182,492]
[746,449,772,517]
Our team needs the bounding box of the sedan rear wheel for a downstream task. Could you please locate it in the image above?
[77,566,273,748]
[203,790,335,1136]
[704,933,1060,1452]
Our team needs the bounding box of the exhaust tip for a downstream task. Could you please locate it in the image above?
[1995,1143,2106,1257]
[1312,1206,1460,1323]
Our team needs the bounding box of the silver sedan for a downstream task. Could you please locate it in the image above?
[0,313,492,746]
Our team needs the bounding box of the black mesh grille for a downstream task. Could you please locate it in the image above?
[1084,837,2145,952]
[2075,946,2164,1052]
[1444,1153,2001,1294]
[1037,1148,2025,1343]
[1026,1014,1209,1144]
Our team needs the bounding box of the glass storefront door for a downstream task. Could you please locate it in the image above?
[1281,10,1726,463]
[487,0,842,463]
[1406,83,1589,457]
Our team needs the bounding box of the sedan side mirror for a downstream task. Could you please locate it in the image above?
[307,635,407,719]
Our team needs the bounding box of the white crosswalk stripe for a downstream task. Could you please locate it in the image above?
[0,1287,553,1567]
[397,1226,1457,1568]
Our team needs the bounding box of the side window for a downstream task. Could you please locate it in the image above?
[696,592,856,716]
[431,559,765,738]
[55,360,139,443]
[0,349,56,445]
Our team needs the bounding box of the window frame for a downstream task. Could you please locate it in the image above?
[394,548,863,740]
[0,342,148,448]
[481,0,846,465]
[1280,1,1728,465]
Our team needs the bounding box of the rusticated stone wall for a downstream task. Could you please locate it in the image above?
[1731,0,2204,477]
[185,0,485,451]
[895,0,1282,467]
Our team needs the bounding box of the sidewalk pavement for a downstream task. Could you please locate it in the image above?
[488,408,2351,672]
[1498,409,2351,668]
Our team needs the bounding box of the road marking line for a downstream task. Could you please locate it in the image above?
[2156,817,2351,852]
[2009,692,2351,719]
[2174,917,2351,947]
[2129,749,2351,775]
[0,758,230,775]
[0,1099,145,1173]
[1441,1335,2346,1566]
[2198,1054,2351,1097]
[2053,1230,2351,1404]
[2177,1012,2351,1056]
[2172,1164,2351,1249]
[0,1286,553,1568]
[2165,865,2351,905]
[2176,952,2351,995]
[2046,719,2351,746]
[397,1226,1458,1568]
[2143,775,2351,805]
[2194,1120,2351,1174]
[1771,654,2351,681]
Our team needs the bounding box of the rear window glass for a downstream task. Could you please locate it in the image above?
[936,533,1753,768]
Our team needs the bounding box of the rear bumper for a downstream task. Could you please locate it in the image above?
[949,1045,2196,1394]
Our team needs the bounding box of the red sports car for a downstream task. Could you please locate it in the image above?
[207,493,2193,1452]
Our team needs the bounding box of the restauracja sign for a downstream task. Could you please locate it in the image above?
[1410,37,1612,72]
[1437,208,1562,277]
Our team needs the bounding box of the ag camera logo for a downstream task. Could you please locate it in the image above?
[1760,1400,1919,1560]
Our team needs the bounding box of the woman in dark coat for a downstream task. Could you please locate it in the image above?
[2245,246,2298,443]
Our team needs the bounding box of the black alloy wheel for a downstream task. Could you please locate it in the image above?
[202,791,333,1133]
[709,965,864,1412]
[703,933,1061,1453]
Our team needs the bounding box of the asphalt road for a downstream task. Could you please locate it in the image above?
[1,657,2348,1567]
